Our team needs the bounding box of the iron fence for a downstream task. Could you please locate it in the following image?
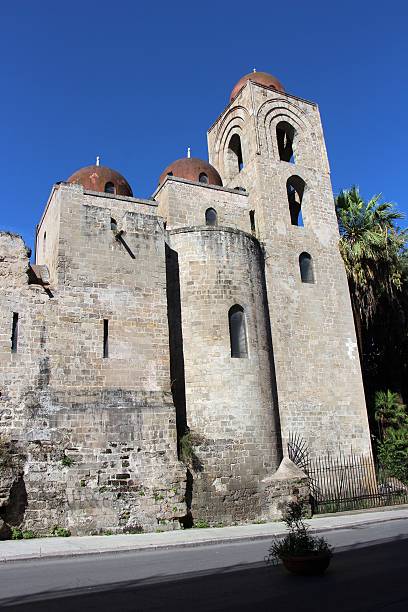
[307,453,408,514]
[287,434,408,514]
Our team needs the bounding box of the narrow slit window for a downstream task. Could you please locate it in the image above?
[249,210,256,233]
[228,304,248,358]
[110,217,118,231]
[299,252,315,284]
[43,231,47,256]
[205,208,217,226]
[11,312,19,353]
[276,121,296,163]
[103,319,109,358]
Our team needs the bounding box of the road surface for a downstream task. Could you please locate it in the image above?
[1,518,407,611]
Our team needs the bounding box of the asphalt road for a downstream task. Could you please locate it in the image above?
[1,520,408,611]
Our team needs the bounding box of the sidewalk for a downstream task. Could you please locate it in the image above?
[1,505,407,563]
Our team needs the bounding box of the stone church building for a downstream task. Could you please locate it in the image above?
[0,70,372,536]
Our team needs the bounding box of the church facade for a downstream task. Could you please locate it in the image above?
[0,71,372,536]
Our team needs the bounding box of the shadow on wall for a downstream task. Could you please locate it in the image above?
[260,248,283,463]
[166,243,211,528]
[165,244,187,440]
[0,475,28,540]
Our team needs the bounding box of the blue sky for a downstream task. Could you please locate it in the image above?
[1,0,407,253]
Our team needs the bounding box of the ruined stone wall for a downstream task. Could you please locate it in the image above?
[168,227,280,524]
[0,186,186,537]
[207,81,372,459]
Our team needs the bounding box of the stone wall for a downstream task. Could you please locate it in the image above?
[155,177,251,233]
[0,185,186,537]
[168,226,281,524]
[207,80,372,459]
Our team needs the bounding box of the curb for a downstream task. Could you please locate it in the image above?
[1,514,408,564]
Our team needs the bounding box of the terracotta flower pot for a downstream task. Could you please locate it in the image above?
[281,551,332,575]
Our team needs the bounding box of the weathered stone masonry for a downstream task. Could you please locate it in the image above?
[0,70,372,535]
[0,189,185,536]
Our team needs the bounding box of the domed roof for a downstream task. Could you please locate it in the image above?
[159,157,223,187]
[230,71,284,102]
[67,165,133,197]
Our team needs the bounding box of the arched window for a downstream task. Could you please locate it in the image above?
[110,217,118,231]
[228,134,244,173]
[228,304,248,358]
[105,182,115,194]
[276,121,296,163]
[205,208,217,226]
[287,176,306,226]
[199,172,209,184]
[299,252,315,284]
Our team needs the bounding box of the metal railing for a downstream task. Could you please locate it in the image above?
[307,453,408,514]
[287,434,408,514]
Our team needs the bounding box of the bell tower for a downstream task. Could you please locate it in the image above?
[207,71,372,458]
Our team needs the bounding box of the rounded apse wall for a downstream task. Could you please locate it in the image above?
[168,226,280,523]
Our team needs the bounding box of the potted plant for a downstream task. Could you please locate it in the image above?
[266,499,333,575]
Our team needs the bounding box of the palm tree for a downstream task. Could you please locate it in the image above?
[374,390,407,441]
[335,187,406,354]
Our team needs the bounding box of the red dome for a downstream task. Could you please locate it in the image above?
[67,165,133,197]
[230,71,284,102]
[159,157,222,187]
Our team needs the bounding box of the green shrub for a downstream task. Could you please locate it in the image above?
[194,519,209,529]
[378,425,408,484]
[51,526,71,537]
[179,432,194,463]
[266,500,332,565]
[179,431,204,471]
[10,527,36,539]
[11,527,23,540]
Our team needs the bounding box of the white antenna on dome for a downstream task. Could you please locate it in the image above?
[187,147,191,158]
[96,156,100,166]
